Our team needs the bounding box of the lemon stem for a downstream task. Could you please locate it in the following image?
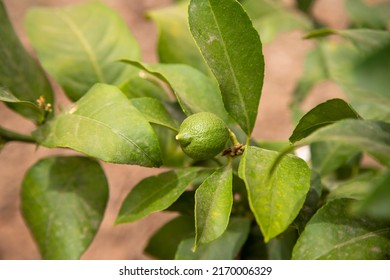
[228,129,241,146]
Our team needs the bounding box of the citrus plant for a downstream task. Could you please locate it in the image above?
[1,0,390,260]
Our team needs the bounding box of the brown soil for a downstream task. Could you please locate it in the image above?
[0,0,348,259]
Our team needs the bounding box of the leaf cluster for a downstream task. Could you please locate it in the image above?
[1,0,390,259]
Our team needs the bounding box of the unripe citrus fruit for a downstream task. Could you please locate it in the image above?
[176,112,229,160]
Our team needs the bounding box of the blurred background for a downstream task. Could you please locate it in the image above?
[0,0,365,259]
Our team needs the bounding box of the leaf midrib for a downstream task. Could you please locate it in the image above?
[206,0,250,132]
[58,11,105,83]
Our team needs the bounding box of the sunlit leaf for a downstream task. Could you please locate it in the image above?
[189,0,264,136]
[34,83,162,167]
[346,0,390,30]
[21,156,108,259]
[195,165,233,249]
[239,146,311,242]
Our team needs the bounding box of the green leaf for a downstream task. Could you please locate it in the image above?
[152,125,192,167]
[116,168,201,224]
[34,83,162,167]
[130,97,179,131]
[21,156,108,259]
[310,141,360,176]
[292,199,390,259]
[0,1,53,123]
[147,2,210,75]
[25,2,140,101]
[305,30,390,121]
[175,217,250,260]
[239,146,311,242]
[346,0,390,30]
[290,99,361,143]
[295,119,390,168]
[123,61,229,122]
[145,215,194,260]
[189,0,264,136]
[243,0,312,43]
[296,0,315,14]
[0,86,44,121]
[195,165,233,249]
[355,171,390,220]
[327,170,380,201]
[119,75,170,101]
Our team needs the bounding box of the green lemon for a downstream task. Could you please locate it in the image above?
[176,112,229,160]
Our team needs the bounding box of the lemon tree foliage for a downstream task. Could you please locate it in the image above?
[1,0,390,260]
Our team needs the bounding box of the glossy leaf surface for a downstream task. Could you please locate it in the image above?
[195,166,233,249]
[293,199,390,259]
[21,156,108,259]
[175,217,250,260]
[239,146,311,242]
[116,168,200,223]
[25,2,140,101]
[34,83,162,167]
[290,98,361,143]
[0,0,53,122]
[189,0,264,135]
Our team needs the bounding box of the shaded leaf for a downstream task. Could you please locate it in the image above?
[346,0,390,30]
[0,1,53,123]
[25,2,140,101]
[21,156,108,259]
[310,141,360,176]
[296,0,315,14]
[123,61,229,122]
[243,0,312,43]
[152,125,192,167]
[145,215,194,260]
[290,46,328,124]
[147,2,210,75]
[195,165,233,249]
[0,87,44,121]
[239,146,311,242]
[355,171,390,220]
[175,217,250,260]
[327,170,381,201]
[130,97,179,131]
[116,168,200,224]
[305,30,390,121]
[189,0,264,136]
[292,199,390,259]
[34,83,162,167]
[295,119,390,168]
[119,74,170,101]
[290,99,361,143]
